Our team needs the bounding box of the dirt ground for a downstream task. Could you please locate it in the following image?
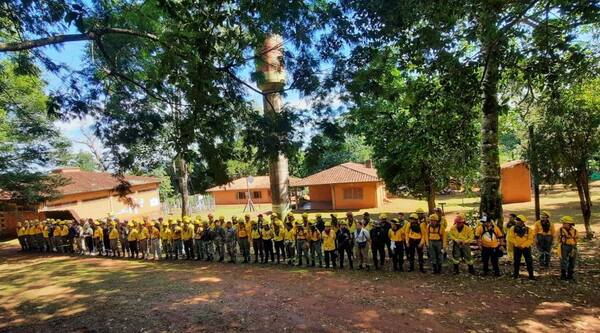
[1,238,599,333]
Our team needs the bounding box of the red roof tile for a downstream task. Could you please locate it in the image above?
[293,162,380,186]
[52,168,160,195]
[206,175,302,192]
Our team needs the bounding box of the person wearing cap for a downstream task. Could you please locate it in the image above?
[322,221,337,268]
[295,221,310,267]
[316,213,325,233]
[108,221,121,258]
[201,221,214,261]
[370,218,386,270]
[262,221,275,263]
[533,211,556,268]
[330,214,340,234]
[448,214,475,274]
[138,221,151,259]
[415,208,427,224]
[508,215,535,280]
[379,213,392,260]
[346,212,357,234]
[214,217,226,262]
[161,220,174,260]
[389,218,405,271]
[53,221,63,253]
[101,220,111,256]
[273,219,286,264]
[354,221,371,270]
[557,216,578,280]
[181,221,195,260]
[34,220,44,253]
[283,220,295,265]
[42,220,51,253]
[405,213,427,273]
[250,220,263,263]
[426,214,447,274]
[83,219,94,255]
[237,220,251,263]
[362,212,372,231]
[193,219,204,260]
[172,220,183,260]
[127,222,140,258]
[475,215,503,277]
[149,221,162,260]
[504,214,518,262]
[16,222,26,251]
[337,220,354,269]
[61,220,71,253]
[224,220,237,263]
[308,220,323,267]
[285,212,295,226]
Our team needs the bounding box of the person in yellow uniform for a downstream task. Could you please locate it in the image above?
[16,222,26,251]
[34,220,44,253]
[138,221,150,260]
[42,220,51,253]
[557,216,578,280]
[60,220,70,253]
[389,218,405,271]
[295,221,310,267]
[405,213,427,273]
[237,220,251,263]
[448,214,475,275]
[508,215,535,280]
[108,221,121,258]
[322,221,337,268]
[93,222,104,256]
[283,219,295,265]
[193,219,203,260]
[161,220,173,260]
[127,222,139,258]
[362,212,372,231]
[426,214,447,274]
[475,215,503,277]
[308,220,323,267]
[272,219,285,264]
[149,221,161,260]
[250,220,263,263]
[262,221,274,263]
[504,213,518,263]
[181,220,194,260]
[533,211,555,268]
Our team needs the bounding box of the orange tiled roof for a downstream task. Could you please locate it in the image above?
[52,168,160,195]
[206,176,302,192]
[293,162,380,187]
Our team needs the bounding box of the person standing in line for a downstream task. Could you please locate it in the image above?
[508,215,536,280]
[322,221,337,269]
[389,218,405,272]
[294,221,310,267]
[534,211,555,268]
[237,220,251,263]
[308,220,323,267]
[475,215,504,277]
[355,221,370,270]
[161,220,173,260]
[224,220,238,263]
[149,221,162,260]
[127,222,139,259]
[251,220,263,263]
[108,221,121,258]
[405,213,427,273]
[273,220,286,264]
[283,220,295,265]
[557,216,578,281]
[425,214,447,274]
[448,214,476,275]
[337,220,354,269]
[370,219,386,270]
[193,219,204,260]
[262,221,275,263]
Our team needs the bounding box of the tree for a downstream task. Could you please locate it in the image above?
[0,60,69,204]
[67,151,98,171]
[321,0,599,223]
[344,50,479,212]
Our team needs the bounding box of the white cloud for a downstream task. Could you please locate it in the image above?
[54,115,95,133]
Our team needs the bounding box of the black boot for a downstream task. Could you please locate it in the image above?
[408,261,414,272]
[437,264,442,274]
[567,270,574,280]
[468,265,475,275]
[419,262,425,273]
[454,264,459,274]
[560,269,567,280]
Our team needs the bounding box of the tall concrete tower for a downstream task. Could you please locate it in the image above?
[257,34,290,217]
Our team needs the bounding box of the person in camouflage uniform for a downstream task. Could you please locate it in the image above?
[224,220,237,263]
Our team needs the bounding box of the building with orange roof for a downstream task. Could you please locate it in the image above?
[294,162,386,210]
[0,167,161,237]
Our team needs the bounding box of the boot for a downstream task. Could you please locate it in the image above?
[560,269,567,280]
[437,264,442,274]
[468,265,475,275]
[311,260,315,267]
[419,262,425,273]
[408,261,414,272]
[454,264,459,274]
[567,270,574,280]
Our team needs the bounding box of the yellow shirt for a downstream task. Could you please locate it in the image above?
[295,229,307,240]
[310,230,321,242]
[425,224,447,247]
[475,224,503,248]
[283,228,294,241]
[533,221,556,237]
[42,226,50,238]
[389,228,404,242]
[251,228,261,240]
[322,230,336,251]
[109,228,120,240]
[181,227,194,240]
[238,227,248,238]
[348,222,357,234]
[160,227,171,240]
[508,226,534,248]
[558,227,577,246]
[60,225,69,237]
[35,225,43,235]
[53,227,62,237]
[93,228,103,239]
[150,226,160,239]
[193,227,203,239]
[139,227,149,240]
[128,229,139,241]
[172,226,182,240]
[448,225,474,244]
[273,229,284,241]
[405,222,427,240]
[17,227,25,237]
[262,229,274,240]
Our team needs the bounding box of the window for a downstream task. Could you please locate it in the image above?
[343,187,363,200]
[253,191,262,199]
[236,192,246,200]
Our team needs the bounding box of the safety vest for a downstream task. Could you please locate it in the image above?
[273,229,284,241]
[296,229,307,240]
[251,228,261,240]
[128,229,139,241]
[322,230,336,251]
[559,227,577,246]
[427,225,443,241]
[262,229,274,240]
[109,228,119,240]
[509,226,534,248]
[476,224,502,248]
[389,229,403,242]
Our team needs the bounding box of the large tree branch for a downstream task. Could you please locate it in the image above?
[0,28,160,52]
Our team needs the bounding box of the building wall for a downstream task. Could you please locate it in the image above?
[42,184,162,220]
[332,182,380,210]
[501,163,532,204]
[211,189,272,205]
[308,185,332,202]
[0,205,43,237]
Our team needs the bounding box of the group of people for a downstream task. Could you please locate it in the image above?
[15,208,579,280]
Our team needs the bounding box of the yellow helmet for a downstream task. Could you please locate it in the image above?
[560,216,574,224]
[516,215,528,222]
[409,213,419,220]
[302,213,309,218]
[541,211,551,218]
[429,214,439,221]
[379,213,388,219]
[324,221,332,227]
[415,208,425,214]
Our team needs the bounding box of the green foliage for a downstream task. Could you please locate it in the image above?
[0,60,69,204]
[147,167,175,202]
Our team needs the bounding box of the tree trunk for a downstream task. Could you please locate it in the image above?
[176,155,190,218]
[575,169,593,238]
[425,175,436,214]
[479,39,504,225]
[528,126,540,221]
